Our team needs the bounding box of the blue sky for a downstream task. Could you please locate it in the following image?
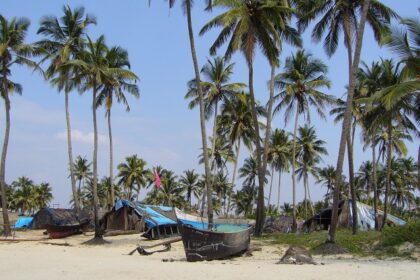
[0,0,418,208]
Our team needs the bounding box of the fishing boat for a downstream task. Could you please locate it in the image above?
[44,221,88,239]
[177,221,253,262]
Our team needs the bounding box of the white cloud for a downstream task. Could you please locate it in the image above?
[55,129,107,144]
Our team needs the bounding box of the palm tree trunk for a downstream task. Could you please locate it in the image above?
[292,108,299,232]
[304,171,308,220]
[92,84,101,239]
[347,123,358,234]
[65,90,80,216]
[382,122,392,229]
[107,109,115,207]
[277,171,282,212]
[372,142,378,230]
[268,165,274,207]
[328,0,371,243]
[265,65,276,209]
[226,140,241,217]
[185,0,213,229]
[0,74,11,235]
[306,173,314,216]
[417,145,419,190]
[247,60,265,236]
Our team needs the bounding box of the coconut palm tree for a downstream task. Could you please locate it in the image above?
[72,156,92,207]
[380,17,420,99]
[355,161,374,201]
[185,56,245,153]
[179,169,200,209]
[96,46,139,207]
[157,0,214,228]
[386,157,417,210]
[218,93,264,214]
[0,15,38,234]
[363,59,418,228]
[36,6,96,216]
[117,155,149,201]
[32,183,53,211]
[11,177,34,215]
[273,49,333,231]
[293,0,397,242]
[200,0,300,235]
[69,35,137,239]
[267,129,291,210]
[295,124,327,219]
[316,166,337,202]
[145,170,185,208]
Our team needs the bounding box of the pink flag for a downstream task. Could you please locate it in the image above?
[154,170,161,189]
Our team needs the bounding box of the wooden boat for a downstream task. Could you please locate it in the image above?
[44,222,87,239]
[178,222,253,262]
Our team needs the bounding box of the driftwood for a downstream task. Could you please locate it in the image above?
[128,236,182,256]
[103,230,138,237]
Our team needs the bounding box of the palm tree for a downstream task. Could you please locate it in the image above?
[117,155,149,201]
[70,35,138,239]
[381,17,420,97]
[267,129,291,211]
[158,0,214,228]
[145,170,185,208]
[330,82,367,233]
[363,59,418,228]
[200,0,300,235]
[96,46,139,207]
[218,93,264,214]
[36,6,96,216]
[0,15,37,235]
[273,49,333,231]
[32,183,53,211]
[294,0,397,242]
[72,156,92,207]
[316,166,337,202]
[11,177,34,215]
[386,157,417,210]
[179,169,199,209]
[295,124,327,219]
[355,161,374,201]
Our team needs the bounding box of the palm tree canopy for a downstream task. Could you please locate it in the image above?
[185,56,245,119]
[36,6,96,91]
[273,49,334,123]
[96,46,140,113]
[268,128,291,172]
[293,0,398,56]
[200,0,301,67]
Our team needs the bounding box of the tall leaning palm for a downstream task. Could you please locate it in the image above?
[294,0,397,242]
[200,0,298,235]
[156,0,214,228]
[0,15,36,235]
[96,46,139,207]
[36,6,96,216]
[273,49,333,231]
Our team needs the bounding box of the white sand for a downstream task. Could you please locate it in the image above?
[0,230,418,280]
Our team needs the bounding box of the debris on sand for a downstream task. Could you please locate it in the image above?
[278,246,317,265]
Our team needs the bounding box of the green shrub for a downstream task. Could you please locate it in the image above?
[381,221,420,246]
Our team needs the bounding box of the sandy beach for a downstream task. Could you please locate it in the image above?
[0,231,418,280]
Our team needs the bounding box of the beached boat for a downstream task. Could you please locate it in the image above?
[44,222,87,239]
[178,221,253,262]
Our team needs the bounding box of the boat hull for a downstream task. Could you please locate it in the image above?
[44,224,84,239]
[178,223,253,262]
